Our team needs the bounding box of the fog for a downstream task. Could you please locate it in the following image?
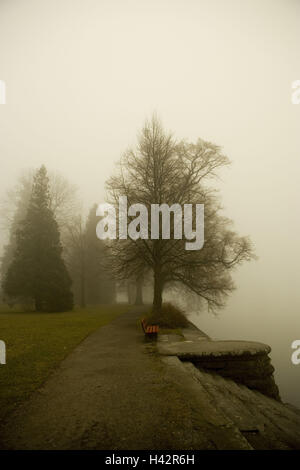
[0,0,299,406]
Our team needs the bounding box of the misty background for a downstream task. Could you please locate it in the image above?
[0,0,299,406]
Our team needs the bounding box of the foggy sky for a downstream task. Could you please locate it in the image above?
[0,0,299,404]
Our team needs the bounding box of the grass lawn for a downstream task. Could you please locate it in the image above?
[0,304,130,421]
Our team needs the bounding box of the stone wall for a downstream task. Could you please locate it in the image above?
[158,337,281,401]
[188,351,280,401]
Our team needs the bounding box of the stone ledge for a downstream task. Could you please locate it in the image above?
[158,339,271,359]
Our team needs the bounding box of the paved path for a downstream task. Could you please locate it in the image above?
[0,309,252,450]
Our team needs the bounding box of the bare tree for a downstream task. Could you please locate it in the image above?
[64,215,87,308]
[106,116,255,313]
[65,205,116,307]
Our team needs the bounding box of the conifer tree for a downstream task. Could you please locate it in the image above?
[2,166,73,312]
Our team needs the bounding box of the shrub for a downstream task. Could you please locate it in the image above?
[146,302,189,329]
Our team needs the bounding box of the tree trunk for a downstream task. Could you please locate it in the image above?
[80,272,86,308]
[35,297,42,311]
[127,281,132,304]
[80,254,86,308]
[135,276,144,305]
[152,269,163,313]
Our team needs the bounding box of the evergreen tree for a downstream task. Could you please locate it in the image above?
[0,168,79,299]
[2,166,73,312]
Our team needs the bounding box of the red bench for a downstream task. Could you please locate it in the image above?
[141,318,159,338]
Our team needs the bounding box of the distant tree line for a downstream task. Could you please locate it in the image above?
[65,205,115,307]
